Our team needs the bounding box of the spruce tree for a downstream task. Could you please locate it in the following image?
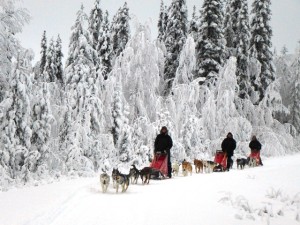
[55,35,63,83]
[164,0,188,94]
[43,38,57,82]
[236,0,251,99]
[112,84,123,148]
[249,0,275,101]
[195,0,225,81]
[223,1,235,49]
[189,6,199,41]
[98,10,112,79]
[89,0,103,51]
[40,31,47,76]
[110,2,130,57]
[157,0,166,42]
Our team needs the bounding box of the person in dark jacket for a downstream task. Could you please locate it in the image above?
[154,126,173,178]
[249,135,263,165]
[221,132,236,171]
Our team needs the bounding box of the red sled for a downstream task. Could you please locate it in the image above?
[248,150,261,166]
[150,153,168,177]
[214,150,227,171]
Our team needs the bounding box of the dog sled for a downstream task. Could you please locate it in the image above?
[150,152,168,178]
[213,150,227,172]
[248,150,261,167]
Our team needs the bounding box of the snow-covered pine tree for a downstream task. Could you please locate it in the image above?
[157,0,166,42]
[274,46,293,107]
[89,0,103,51]
[164,0,188,94]
[223,1,235,50]
[43,38,57,82]
[249,0,275,101]
[65,5,97,70]
[55,35,63,83]
[64,5,104,174]
[98,10,112,79]
[291,43,300,133]
[195,0,225,81]
[40,31,47,76]
[111,84,124,148]
[3,50,33,179]
[236,0,251,99]
[0,0,30,101]
[30,82,53,177]
[110,2,130,58]
[189,6,199,41]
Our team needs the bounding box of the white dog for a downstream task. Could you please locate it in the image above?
[100,173,110,193]
[172,162,180,176]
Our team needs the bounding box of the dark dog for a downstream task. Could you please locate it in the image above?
[140,167,152,184]
[112,168,130,190]
[236,158,248,169]
[129,165,140,184]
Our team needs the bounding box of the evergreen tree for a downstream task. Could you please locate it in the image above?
[223,1,235,49]
[157,0,166,42]
[43,38,57,82]
[164,0,188,94]
[3,51,33,178]
[64,5,103,174]
[112,84,124,148]
[55,35,63,82]
[195,0,225,81]
[291,43,300,133]
[40,31,47,76]
[236,0,251,99]
[30,83,52,175]
[249,0,275,101]
[89,0,103,50]
[189,6,199,41]
[98,10,112,79]
[110,2,130,57]
[65,5,96,74]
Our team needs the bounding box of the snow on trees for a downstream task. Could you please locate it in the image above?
[55,35,64,83]
[249,0,275,102]
[291,44,300,133]
[97,10,112,79]
[39,31,47,76]
[88,0,103,51]
[43,38,57,82]
[110,2,130,58]
[188,6,199,42]
[163,0,188,95]
[195,0,225,82]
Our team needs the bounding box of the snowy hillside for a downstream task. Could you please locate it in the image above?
[0,154,299,225]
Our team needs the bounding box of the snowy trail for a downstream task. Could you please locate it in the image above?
[1,154,300,225]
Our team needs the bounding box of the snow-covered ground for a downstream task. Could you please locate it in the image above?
[1,154,300,225]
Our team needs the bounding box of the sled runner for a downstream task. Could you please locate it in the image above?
[214,150,227,171]
[150,152,168,177]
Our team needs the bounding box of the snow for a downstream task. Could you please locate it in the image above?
[0,154,299,225]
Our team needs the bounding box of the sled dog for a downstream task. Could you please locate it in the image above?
[140,167,152,184]
[236,158,248,170]
[116,174,130,193]
[194,159,204,173]
[203,160,218,173]
[182,160,192,176]
[129,165,140,184]
[172,162,180,176]
[100,173,110,193]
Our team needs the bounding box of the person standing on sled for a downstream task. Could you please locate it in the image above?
[249,135,263,166]
[154,126,173,178]
[221,132,236,171]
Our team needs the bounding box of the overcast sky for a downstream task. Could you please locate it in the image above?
[18,0,300,62]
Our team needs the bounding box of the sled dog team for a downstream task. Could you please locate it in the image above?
[100,166,163,193]
[100,128,263,193]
